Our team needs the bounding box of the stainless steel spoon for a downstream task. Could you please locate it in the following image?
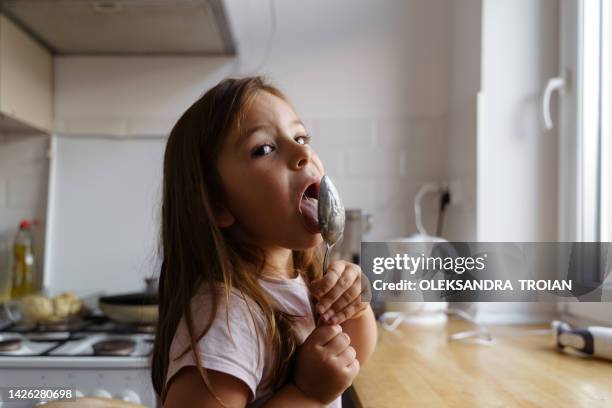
[318,175,346,274]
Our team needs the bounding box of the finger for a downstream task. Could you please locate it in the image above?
[360,274,373,303]
[316,266,359,314]
[322,331,351,355]
[336,346,357,366]
[331,297,368,325]
[311,261,345,297]
[309,324,342,346]
[345,356,360,374]
[311,261,344,297]
[321,276,363,321]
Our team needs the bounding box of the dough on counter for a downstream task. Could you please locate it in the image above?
[53,292,83,319]
[20,294,53,322]
[20,292,84,322]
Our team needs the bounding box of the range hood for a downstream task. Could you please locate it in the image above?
[0,0,236,55]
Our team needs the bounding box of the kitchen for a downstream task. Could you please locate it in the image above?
[0,0,611,407]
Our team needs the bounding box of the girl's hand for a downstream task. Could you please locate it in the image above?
[311,260,371,325]
[293,324,359,404]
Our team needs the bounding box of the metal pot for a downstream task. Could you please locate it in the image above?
[98,292,157,324]
[335,208,372,265]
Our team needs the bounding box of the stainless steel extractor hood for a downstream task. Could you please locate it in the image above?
[0,0,236,55]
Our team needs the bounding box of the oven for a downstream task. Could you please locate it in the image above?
[0,315,158,407]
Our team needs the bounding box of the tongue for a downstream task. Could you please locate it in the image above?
[299,197,320,233]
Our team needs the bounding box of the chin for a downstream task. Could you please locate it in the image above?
[287,233,324,251]
[306,234,324,248]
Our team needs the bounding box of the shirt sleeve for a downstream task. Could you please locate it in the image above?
[166,287,268,402]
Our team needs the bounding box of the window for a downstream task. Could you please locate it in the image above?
[556,0,612,324]
[601,0,611,243]
[557,0,604,243]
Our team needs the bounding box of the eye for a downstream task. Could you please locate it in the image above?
[295,135,311,145]
[251,144,275,157]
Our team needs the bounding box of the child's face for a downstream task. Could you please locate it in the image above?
[217,91,325,250]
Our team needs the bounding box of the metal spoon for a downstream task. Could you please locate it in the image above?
[318,175,346,274]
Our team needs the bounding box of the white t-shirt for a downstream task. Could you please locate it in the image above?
[165,273,342,408]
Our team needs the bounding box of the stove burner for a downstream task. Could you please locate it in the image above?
[10,322,37,332]
[92,339,136,356]
[0,337,22,352]
[39,320,70,331]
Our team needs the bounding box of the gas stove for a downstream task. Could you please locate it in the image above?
[0,315,158,407]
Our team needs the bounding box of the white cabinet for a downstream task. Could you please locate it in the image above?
[0,15,53,134]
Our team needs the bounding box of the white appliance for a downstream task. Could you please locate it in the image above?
[0,315,158,407]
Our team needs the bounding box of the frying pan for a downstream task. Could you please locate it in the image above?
[98,292,158,324]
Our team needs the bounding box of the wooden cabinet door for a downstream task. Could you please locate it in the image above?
[0,15,53,133]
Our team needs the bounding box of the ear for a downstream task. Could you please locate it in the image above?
[213,204,235,228]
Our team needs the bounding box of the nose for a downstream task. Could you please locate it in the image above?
[291,143,312,170]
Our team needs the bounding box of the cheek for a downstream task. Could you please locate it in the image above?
[223,170,288,219]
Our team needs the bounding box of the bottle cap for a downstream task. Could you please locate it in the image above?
[19,219,31,229]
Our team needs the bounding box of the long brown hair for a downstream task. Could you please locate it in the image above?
[151,76,323,404]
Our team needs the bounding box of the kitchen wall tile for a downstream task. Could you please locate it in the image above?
[313,117,375,148]
[0,179,7,207]
[404,119,446,181]
[301,117,318,139]
[2,163,49,183]
[334,178,376,211]
[399,152,408,177]
[0,208,32,230]
[0,134,48,171]
[374,179,416,211]
[0,133,49,292]
[375,117,413,150]
[308,116,448,241]
[0,135,49,216]
[315,147,344,179]
[345,148,403,178]
[366,211,408,241]
[7,178,44,208]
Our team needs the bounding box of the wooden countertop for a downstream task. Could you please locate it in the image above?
[351,318,612,407]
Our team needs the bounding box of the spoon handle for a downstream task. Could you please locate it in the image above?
[323,243,332,273]
[315,243,334,326]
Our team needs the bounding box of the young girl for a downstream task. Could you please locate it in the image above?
[151,76,377,407]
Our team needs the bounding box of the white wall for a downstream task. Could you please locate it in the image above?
[444,0,481,241]
[48,0,453,294]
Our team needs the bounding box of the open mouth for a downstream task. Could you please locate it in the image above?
[299,179,321,234]
[301,181,320,203]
